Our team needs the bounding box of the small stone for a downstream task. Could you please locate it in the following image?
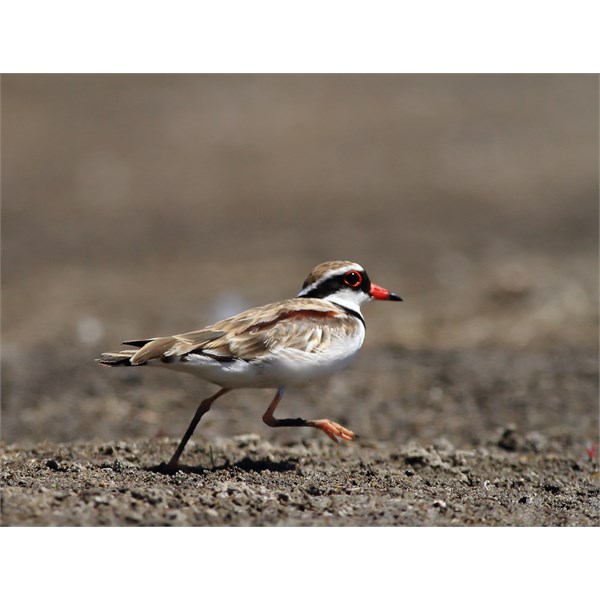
[498,425,520,451]
[432,437,454,453]
[404,448,429,466]
[233,434,261,447]
[544,483,561,494]
[125,513,142,523]
[524,431,547,453]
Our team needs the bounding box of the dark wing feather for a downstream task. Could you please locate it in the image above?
[130,330,225,365]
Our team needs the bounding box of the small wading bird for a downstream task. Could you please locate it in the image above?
[97,261,401,473]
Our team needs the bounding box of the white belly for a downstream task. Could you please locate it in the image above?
[155,325,365,389]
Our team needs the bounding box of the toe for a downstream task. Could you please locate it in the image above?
[314,419,357,443]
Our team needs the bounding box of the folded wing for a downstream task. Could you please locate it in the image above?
[99,299,351,367]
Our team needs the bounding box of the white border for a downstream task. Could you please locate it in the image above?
[1,1,599,72]
[1,528,598,598]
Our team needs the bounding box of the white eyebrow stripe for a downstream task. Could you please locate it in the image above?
[297,264,362,297]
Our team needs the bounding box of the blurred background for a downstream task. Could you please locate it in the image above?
[2,75,598,449]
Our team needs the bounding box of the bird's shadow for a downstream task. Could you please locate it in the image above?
[146,456,298,476]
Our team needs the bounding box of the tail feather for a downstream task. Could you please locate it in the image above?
[96,350,138,366]
[122,339,154,348]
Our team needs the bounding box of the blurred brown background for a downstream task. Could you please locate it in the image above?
[2,75,598,448]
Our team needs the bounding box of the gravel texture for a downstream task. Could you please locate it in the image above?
[2,433,598,526]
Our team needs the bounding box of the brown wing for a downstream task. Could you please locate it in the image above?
[128,298,350,365]
[126,330,225,365]
[205,310,342,360]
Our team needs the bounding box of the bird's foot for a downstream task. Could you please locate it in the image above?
[312,419,357,443]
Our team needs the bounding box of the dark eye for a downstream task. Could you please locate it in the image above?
[344,270,362,288]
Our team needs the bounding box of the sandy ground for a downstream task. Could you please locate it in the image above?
[1,74,598,526]
[2,433,598,526]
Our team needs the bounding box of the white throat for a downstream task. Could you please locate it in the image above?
[322,288,371,314]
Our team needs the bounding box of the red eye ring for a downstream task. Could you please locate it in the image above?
[344,270,362,288]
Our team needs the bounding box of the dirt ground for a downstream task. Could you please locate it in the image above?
[1,74,598,526]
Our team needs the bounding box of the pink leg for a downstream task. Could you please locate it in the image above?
[262,386,357,443]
